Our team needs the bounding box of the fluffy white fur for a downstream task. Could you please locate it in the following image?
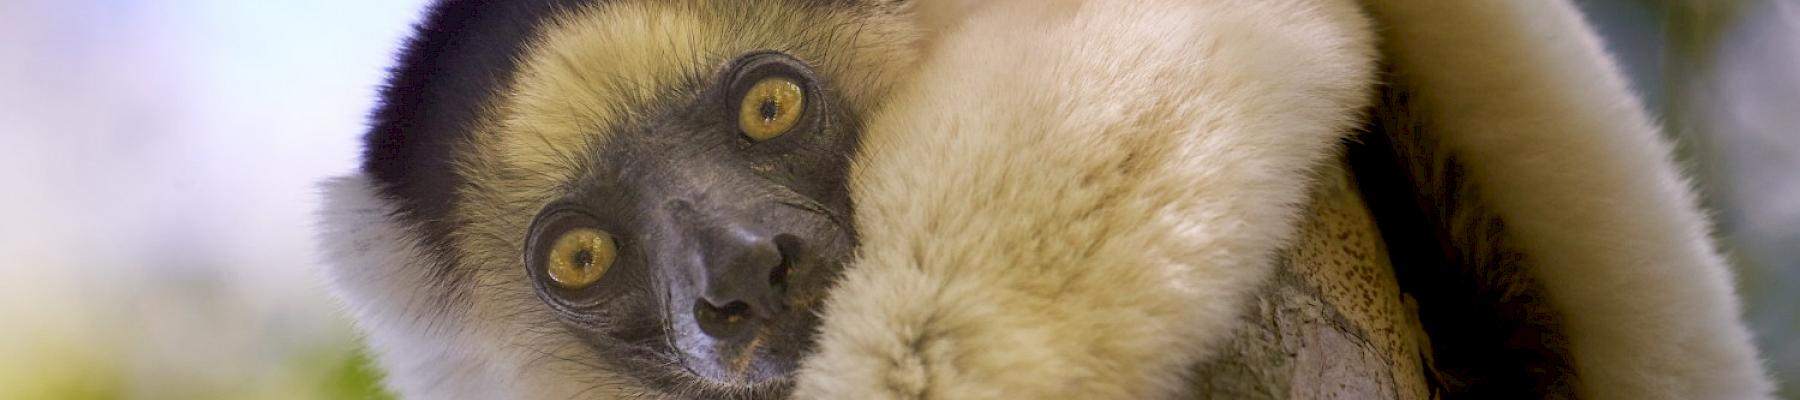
[320,176,623,398]
[793,0,1376,398]
[1362,0,1774,398]
[318,176,525,399]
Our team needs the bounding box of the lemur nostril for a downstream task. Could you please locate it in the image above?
[694,299,754,338]
[769,234,803,295]
[768,255,791,292]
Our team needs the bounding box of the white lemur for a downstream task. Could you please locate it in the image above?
[317,0,1774,398]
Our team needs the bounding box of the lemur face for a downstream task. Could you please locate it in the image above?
[516,49,859,389]
[341,0,920,397]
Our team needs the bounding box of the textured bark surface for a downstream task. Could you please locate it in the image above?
[1190,159,1431,399]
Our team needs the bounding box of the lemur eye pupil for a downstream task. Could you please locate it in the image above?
[572,249,594,269]
[760,99,779,121]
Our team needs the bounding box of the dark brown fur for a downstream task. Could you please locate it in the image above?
[1348,76,1581,399]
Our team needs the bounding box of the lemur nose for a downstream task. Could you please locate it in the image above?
[692,227,794,339]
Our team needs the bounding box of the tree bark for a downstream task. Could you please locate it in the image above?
[1190,160,1432,399]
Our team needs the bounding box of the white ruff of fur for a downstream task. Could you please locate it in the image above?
[317,176,510,398]
[794,0,1377,398]
[1363,0,1774,398]
[318,176,604,399]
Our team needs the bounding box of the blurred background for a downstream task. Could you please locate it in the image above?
[0,0,1793,398]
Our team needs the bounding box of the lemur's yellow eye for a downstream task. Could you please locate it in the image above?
[546,228,615,289]
[738,77,805,141]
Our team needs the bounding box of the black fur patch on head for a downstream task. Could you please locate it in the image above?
[362,0,597,277]
[361,0,892,281]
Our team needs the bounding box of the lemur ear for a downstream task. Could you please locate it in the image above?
[1356,0,1773,397]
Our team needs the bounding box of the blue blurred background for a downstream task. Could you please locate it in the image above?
[0,1,425,397]
[0,0,1793,398]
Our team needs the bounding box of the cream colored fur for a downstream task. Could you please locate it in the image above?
[1362,1,1774,398]
[793,0,1376,398]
